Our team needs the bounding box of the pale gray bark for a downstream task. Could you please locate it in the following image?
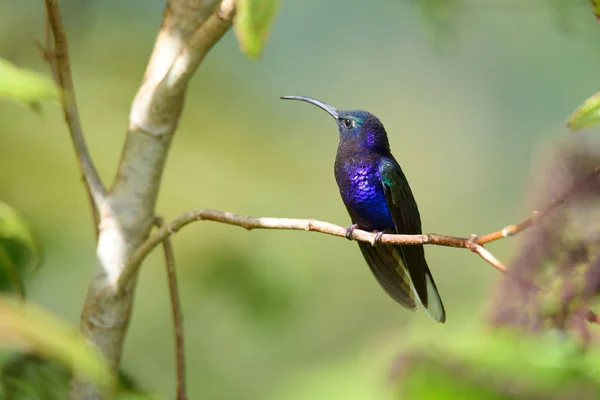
[67,1,235,398]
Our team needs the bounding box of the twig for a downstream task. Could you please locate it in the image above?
[42,0,107,214]
[477,167,600,244]
[33,11,59,84]
[155,218,186,400]
[37,7,102,238]
[467,239,507,273]
[38,7,101,239]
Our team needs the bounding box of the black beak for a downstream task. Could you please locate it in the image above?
[280,95,339,119]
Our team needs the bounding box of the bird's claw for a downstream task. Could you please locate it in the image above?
[345,224,359,240]
[374,231,384,246]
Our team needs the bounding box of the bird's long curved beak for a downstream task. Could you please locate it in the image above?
[280,95,338,119]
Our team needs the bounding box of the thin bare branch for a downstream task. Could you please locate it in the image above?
[33,12,59,83]
[477,167,600,244]
[43,0,107,212]
[468,244,507,273]
[155,218,187,400]
[38,5,102,238]
[118,209,506,292]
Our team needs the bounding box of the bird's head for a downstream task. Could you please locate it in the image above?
[281,95,390,153]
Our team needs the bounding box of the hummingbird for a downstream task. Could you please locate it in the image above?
[281,95,446,323]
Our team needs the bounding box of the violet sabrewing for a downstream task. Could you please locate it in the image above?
[281,95,446,323]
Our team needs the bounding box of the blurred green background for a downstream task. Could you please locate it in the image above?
[1,0,600,399]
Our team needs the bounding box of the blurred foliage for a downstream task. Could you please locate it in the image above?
[394,329,600,400]
[568,92,600,131]
[234,0,281,59]
[199,246,295,328]
[411,0,459,40]
[0,203,40,297]
[412,0,593,45]
[0,296,113,391]
[488,142,600,335]
[0,58,58,112]
[391,141,600,400]
[1,354,151,400]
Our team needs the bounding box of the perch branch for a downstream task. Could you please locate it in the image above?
[120,166,600,292]
[43,0,107,215]
[119,210,505,291]
[155,218,187,400]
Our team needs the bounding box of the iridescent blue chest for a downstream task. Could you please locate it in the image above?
[334,159,394,231]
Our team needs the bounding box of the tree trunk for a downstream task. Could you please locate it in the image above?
[68,1,234,398]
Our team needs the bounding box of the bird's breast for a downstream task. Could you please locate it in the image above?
[334,161,394,231]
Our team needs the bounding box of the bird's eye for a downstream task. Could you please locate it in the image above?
[342,118,355,129]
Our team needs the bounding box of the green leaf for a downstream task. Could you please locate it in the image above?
[590,0,600,21]
[0,58,59,110]
[0,202,41,296]
[2,354,153,400]
[567,92,600,131]
[233,0,281,59]
[0,296,114,390]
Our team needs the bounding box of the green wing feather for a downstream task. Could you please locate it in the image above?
[379,159,446,323]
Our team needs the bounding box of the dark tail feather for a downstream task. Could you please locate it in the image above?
[358,242,416,311]
[399,245,446,323]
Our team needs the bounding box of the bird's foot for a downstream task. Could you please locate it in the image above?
[374,231,384,246]
[345,224,359,240]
